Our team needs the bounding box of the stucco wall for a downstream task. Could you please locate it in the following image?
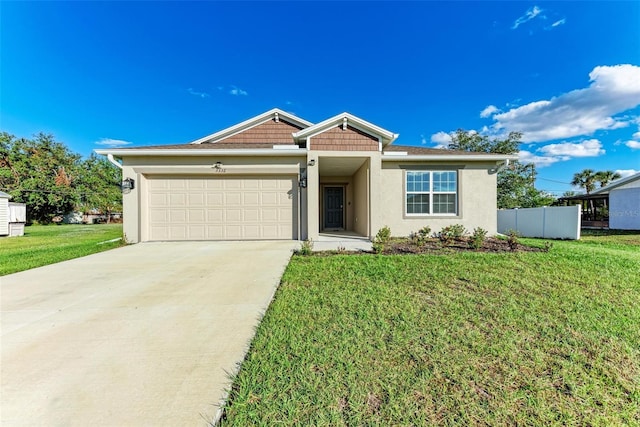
[353,161,370,237]
[377,162,499,236]
[609,187,640,230]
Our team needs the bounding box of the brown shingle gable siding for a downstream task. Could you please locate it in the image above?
[217,119,302,144]
[310,125,379,151]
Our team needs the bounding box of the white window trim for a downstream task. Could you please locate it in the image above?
[405,170,458,216]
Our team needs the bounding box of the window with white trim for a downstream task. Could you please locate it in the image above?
[406,171,457,215]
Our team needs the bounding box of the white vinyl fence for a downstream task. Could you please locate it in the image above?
[497,205,581,240]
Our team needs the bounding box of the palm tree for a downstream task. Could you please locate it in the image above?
[594,170,622,188]
[571,169,597,194]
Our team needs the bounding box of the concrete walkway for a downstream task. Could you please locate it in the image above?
[1,241,295,426]
[313,232,373,252]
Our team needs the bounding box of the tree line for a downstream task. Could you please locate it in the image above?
[0,132,122,224]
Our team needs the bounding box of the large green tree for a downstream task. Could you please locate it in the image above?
[1,132,83,223]
[594,170,622,188]
[570,169,598,194]
[0,132,122,223]
[76,153,122,222]
[447,129,554,208]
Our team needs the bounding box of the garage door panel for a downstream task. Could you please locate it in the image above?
[243,192,260,205]
[188,225,206,239]
[188,193,205,206]
[207,209,223,221]
[225,193,242,206]
[147,175,295,241]
[206,193,223,204]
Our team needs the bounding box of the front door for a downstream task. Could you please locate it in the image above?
[324,187,344,230]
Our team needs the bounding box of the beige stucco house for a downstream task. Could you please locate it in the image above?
[96,109,516,243]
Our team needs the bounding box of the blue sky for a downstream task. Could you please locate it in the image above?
[1,1,639,195]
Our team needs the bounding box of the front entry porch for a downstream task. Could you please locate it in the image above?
[315,156,372,238]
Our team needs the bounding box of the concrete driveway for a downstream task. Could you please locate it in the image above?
[1,241,296,426]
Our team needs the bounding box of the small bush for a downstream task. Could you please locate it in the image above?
[373,226,391,254]
[335,245,347,254]
[470,227,488,249]
[438,224,467,246]
[506,229,520,251]
[412,225,431,246]
[299,238,314,255]
[543,241,554,252]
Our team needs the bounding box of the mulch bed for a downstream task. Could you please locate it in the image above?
[381,237,548,254]
[309,237,550,256]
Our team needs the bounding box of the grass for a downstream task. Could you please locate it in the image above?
[221,233,640,425]
[0,223,124,276]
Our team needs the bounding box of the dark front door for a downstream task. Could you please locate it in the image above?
[324,187,344,230]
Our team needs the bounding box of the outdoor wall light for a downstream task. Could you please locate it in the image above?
[214,161,223,169]
[308,159,316,166]
[121,178,135,191]
[299,178,308,188]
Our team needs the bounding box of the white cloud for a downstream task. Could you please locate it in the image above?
[551,18,566,27]
[538,139,605,157]
[625,140,640,150]
[518,150,564,168]
[95,138,133,147]
[512,6,543,29]
[229,85,248,96]
[616,169,639,178]
[187,88,209,98]
[430,131,452,148]
[489,64,640,142]
[633,130,640,140]
[480,105,499,118]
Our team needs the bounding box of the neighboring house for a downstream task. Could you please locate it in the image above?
[96,109,516,243]
[590,172,640,230]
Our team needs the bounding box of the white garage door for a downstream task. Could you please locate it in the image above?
[146,175,295,241]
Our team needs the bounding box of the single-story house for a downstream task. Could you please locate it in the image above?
[590,172,640,230]
[96,109,516,243]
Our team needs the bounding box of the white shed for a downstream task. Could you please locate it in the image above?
[0,191,10,236]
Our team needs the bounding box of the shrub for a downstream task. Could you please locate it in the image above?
[506,229,520,251]
[416,226,431,245]
[438,224,467,246]
[470,227,488,250]
[299,238,314,255]
[372,226,391,254]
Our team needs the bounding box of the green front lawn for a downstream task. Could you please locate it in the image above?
[222,235,640,425]
[0,224,124,276]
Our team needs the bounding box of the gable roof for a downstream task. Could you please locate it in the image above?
[189,108,313,145]
[590,171,640,195]
[292,112,398,146]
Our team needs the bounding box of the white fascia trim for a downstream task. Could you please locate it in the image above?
[273,145,299,150]
[292,112,398,144]
[590,171,640,195]
[382,154,519,162]
[95,149,306,157]
[384,151,408,156]
[189,108,314,144]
